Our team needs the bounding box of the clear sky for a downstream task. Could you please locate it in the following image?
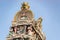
[0,0,60,40]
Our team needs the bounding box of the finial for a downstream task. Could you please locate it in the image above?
[21,2,30,10]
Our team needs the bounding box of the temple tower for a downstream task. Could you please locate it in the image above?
[6,2,46,40]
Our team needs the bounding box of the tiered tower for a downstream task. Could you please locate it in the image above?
[6,2,46,40]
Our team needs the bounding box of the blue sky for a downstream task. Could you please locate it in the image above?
[0,0,60,40]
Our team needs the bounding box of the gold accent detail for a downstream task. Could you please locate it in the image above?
[21,2,30,10]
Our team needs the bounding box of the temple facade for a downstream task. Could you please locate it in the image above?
[6,2,46,40]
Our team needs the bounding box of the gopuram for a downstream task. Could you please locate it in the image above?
[6,2,46,40]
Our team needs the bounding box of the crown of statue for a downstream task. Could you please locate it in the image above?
[21,2,30,9]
